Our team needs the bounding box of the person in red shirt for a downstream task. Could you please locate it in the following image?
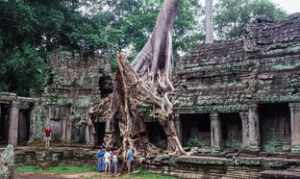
[44,125,52,149]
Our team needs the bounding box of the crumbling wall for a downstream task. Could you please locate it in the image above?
[37,50,112,145]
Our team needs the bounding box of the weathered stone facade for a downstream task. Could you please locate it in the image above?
[0,50,112,147]
[40,50,112,145]
[174,14,300,153]
[0,93,38,147]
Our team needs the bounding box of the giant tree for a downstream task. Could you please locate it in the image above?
[90,0,185,156]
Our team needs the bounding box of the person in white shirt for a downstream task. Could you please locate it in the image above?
[104,149,111,174]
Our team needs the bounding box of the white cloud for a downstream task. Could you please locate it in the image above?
[272,0,300,14]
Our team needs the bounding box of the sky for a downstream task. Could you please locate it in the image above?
[272,0,300,14]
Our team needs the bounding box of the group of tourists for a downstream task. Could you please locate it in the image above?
[96,144,134,176]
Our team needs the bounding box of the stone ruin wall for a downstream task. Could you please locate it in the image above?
[37,50,112,145]
[174,14,300,152]
[0,51,113,146]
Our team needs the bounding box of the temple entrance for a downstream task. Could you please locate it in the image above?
[94,122,105,146]
[258,103,291,152]
[220,113,242,149]
[146,122,167,149]
[18,109,31,145]
[72,125,86,144]
[180,113,210,148]
[0,104,9,145]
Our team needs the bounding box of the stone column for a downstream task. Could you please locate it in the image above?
[8,100,20,146]
[61,118,67,143]
[210,113,222,151]
[28,104,36,144]
[174,114,182,143]
[85,125,90,145]
[289,103,300,153]
[89,125,96,146]
[65,120,72,144]
[248,104,260,151]
[240,111,250,148]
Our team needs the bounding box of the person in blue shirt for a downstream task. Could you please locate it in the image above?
[96,146,105,172]
[125,147,134,173]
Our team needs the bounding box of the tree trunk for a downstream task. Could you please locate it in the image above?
[90,0,185,158]
[205,0,214,44]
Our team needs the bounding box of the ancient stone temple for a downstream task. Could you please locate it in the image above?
[174,14,300,153]
[39,50,112,145]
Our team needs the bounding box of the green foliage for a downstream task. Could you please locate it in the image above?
[96,0,204,59]
[0,43,48,96]
[16,165,177,179]
[215,0,287,39]
[16,165,95,174]
[0,0,103,96]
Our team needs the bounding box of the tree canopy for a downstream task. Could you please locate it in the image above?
[214,0,287,39]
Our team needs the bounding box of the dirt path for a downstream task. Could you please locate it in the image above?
[16,172,102,179]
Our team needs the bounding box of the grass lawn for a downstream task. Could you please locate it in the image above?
[16,164,95,174]
[16,165,177,179]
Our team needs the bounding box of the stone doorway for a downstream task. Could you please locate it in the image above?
[72,124,86,144]
[180,114,210,148]
[94,122,105,146]
[220,113,242,149]
[146,122,167,149]
[258,103,291,152]
[18,109,31,145]
[0,104,10,145]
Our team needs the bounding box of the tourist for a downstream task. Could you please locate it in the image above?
[104,148,111,174]
[125,147,134,173]
[111,149,119,176]
[96,146,105,172]
[43,125,52,149]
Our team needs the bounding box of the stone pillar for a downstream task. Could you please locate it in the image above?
[28,104,36,143]
[65,120,72,144]
[61,118,67,143]
[240,111,250,148]
[89,125,96,145]
[289,103,300,153]
[210,113,222,151]
[174,114,182,143]
[8,100,20,146]
[248,104,260,151]
[85,125,90,145]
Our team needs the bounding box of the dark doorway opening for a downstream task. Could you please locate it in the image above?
[72,124,86,144]
[220,113,242,149]
[18,109,31,145]
[95,122,105,146]
[180,113,210,148]
[258,103,291,152]
[0,104,10,146]
[146,122,167,149]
